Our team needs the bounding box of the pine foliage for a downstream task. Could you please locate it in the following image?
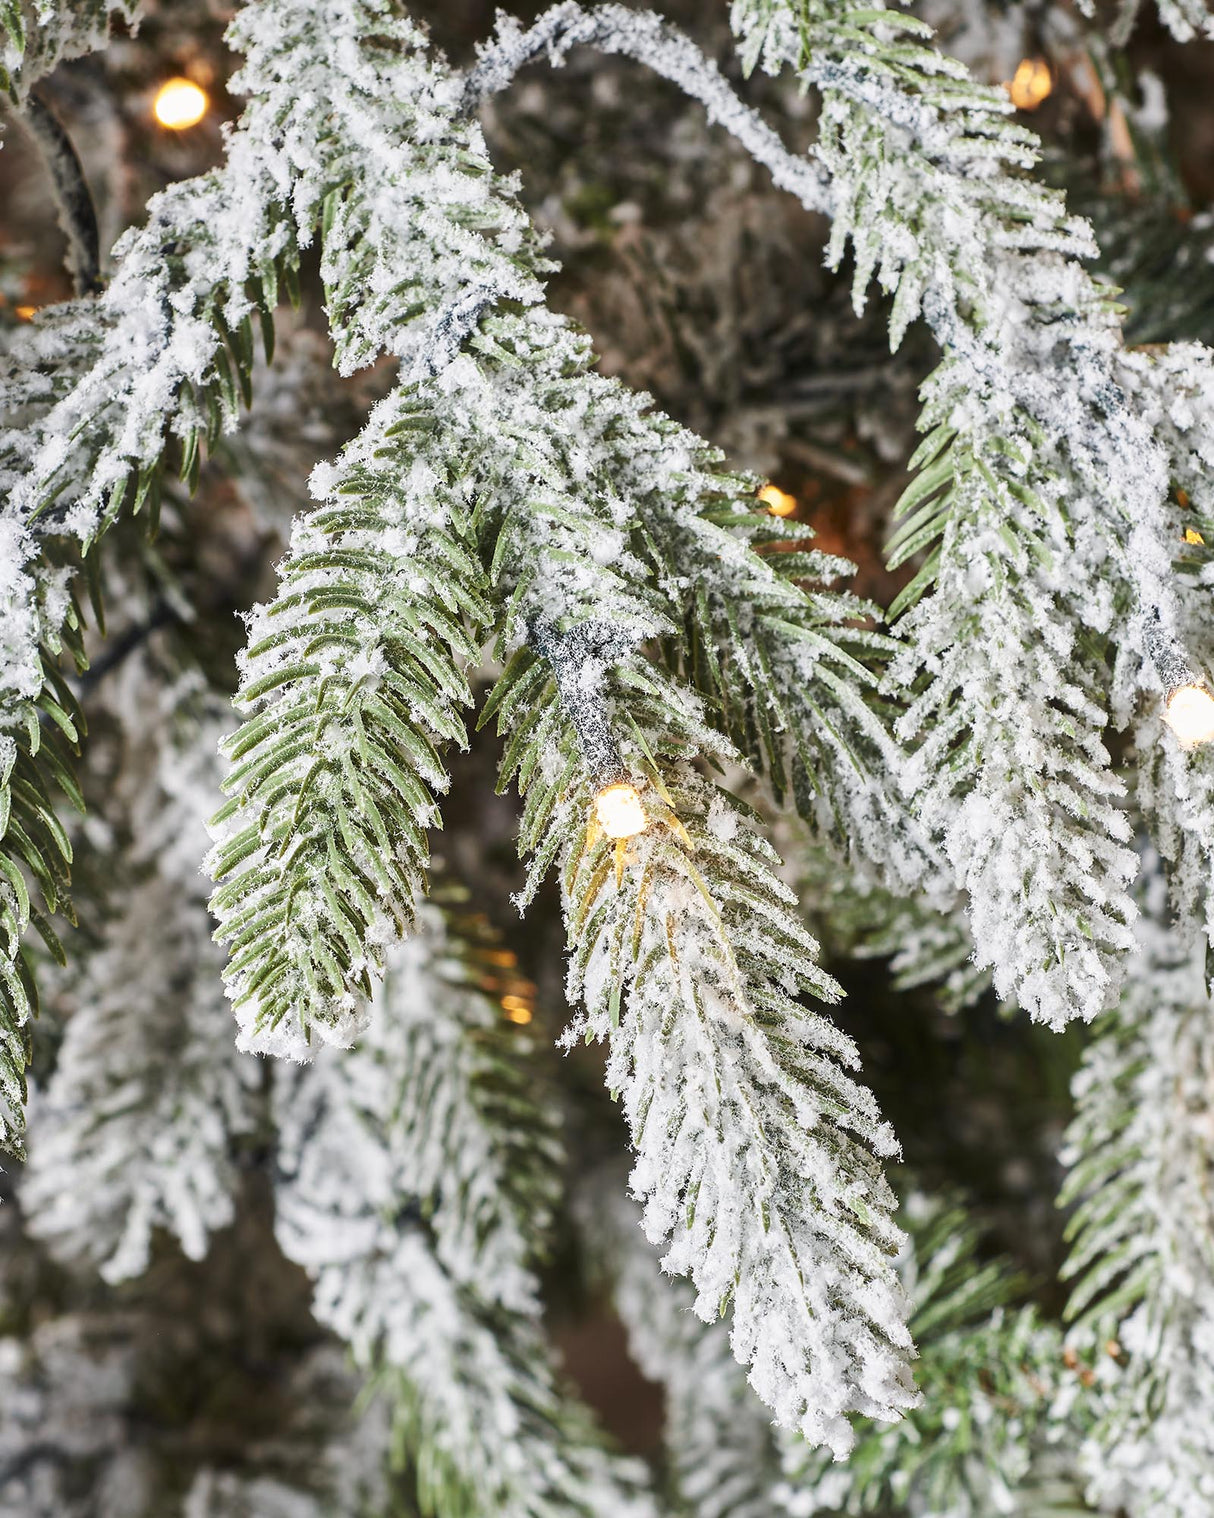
[0,0,142,101]
[201,0,921,1446]
[585,1178,1081,1518]
[21,680,257,1282]
[7,0,1214,1501]
[782,1192,1071,1517]
[1059,863,1214,1518]
[207,394,492,1056]
[273,902,656,1518]
[485,649,915,1456]
[730,0,1183,1029]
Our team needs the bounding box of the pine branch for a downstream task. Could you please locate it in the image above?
[0,201,284,1098]
[18,91,101,296]
[1058,859,1214,1518]
[584,1175,1082,1518]
[273,904,655,1518]
[889,436,1139,1030]
[461,4,831,217]
[637,487,941,890]
[781,1192,1072,1517]
[462,2,938,890]
[362,891,563,1314]
[724,0,1199,1025]
[2,0,538,1065]
[487,649,915,1458]
[205,0,934,1054]
[0,1,143,102]
[0,599,84,1157]
[207,390,493,1056]
[22,686,258,1281]
[579,1178,780,1518]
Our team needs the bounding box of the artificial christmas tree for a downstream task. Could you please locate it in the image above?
[4,0,1214,1513]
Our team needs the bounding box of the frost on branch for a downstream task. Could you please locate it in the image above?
[780,1192,1073,1517]
[273,905,656,1518]
[579,1179,780,1518]
[727,0,1188,1027]
[1060,859,1214,1518]
[0,0,143,101]
[486,643,916,1457]
[206,391,493,1057]
[888,428,1138,1030]
[582,1175,1076,1517]
[22,679,257,1282]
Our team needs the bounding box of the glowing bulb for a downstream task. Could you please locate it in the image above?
[1184,527,1205,545]
[1007,57,1052,112]
[758,484,797,518]
[501,995,532,1025]
[1163,684,1214,747]
[14,305,36,321]
[594,782,647,840]
[153,77,209,130]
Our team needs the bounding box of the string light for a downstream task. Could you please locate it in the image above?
[1184,527,1205,545]
[1006,57,1052,112]
[594,782,647,840]
[14,305,36,321]
[758,483,797,518]
[1162,683,1214,747]
[500,994,533,1025]
[153,78,209,130]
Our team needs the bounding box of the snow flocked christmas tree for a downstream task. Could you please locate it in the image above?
[4,0,1214,1513]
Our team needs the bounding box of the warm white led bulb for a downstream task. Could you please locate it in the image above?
[594,783,647,840]
[758,484,797,518]
[1163,684,1214,748]
[153,78,209,131]
[1007,57,1051,112]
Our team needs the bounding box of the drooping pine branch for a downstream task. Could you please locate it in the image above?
[726,0,1194,1026]
[1059,859,1214,1518]
[22,682,258,1279]
[781,1192,1076,1517]
[273,903,656,1518]
[486,644,916,1457]
[207,389,493,1056]
[584,1174,1080,1517]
